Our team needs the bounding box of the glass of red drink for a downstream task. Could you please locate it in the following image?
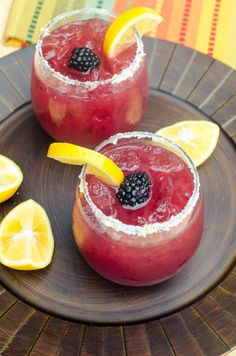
[73,132,204,286]
[31,9,148,147]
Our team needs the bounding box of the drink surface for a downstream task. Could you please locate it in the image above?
[87,141,194,225]
[41,18,137,81]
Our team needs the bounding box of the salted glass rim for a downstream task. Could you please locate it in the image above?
[79,131,201,237]
[36,8,145,90]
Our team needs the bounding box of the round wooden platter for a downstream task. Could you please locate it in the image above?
[0,39,235,355]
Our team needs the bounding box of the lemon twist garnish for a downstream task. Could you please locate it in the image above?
[103,7,163,57]
[47,142,124,186]
[0,154,23,203]
[156,120,220,167]
[0,199,54,270]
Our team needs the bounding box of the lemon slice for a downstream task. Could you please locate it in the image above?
[0,199,54,270]
[0,155,23,203]
[103,7,163,57]
[156,120,220,167]
[47,142,124,186]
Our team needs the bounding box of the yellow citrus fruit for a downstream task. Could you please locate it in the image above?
[0,155,23,203]
[156,120,220,167]
[47,142,124,186]
[0,199,54,270]
[103,7,163,57]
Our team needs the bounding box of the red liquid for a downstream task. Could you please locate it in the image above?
[73,139,204,286]
[31,18,148,147]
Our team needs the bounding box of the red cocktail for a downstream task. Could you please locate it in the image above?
[31,9,148,147]
[73,132,204,286]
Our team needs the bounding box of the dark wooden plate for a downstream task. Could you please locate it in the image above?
[0,40,236,354]
[0,87,235,325]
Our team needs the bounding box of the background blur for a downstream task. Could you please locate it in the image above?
[1,0,236,69]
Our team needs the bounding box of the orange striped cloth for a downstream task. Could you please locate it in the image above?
[3,0,236,69]
[113,0,236,69]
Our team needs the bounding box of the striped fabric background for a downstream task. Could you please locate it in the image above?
[4,0,236,69]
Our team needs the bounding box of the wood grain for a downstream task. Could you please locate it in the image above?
[79,326,105,356]
[104,327,126,356]
[161,314,204,355]
[186,61,233,109]
[144,320,175,356]
[0,301,33,352]
[29,317,67,356]
[2,311,48,355]
[180,307,229,355]
[56,322,84,356]
[124,325,151,356]
[0,288,16,317]
[0,38,235,354]
[148,39,176,89]
[194,298,236,348]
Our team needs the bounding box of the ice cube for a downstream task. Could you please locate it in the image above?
[109,148,140,172]
[148,200,170,223]
[44,49,56,61]
[150,150,184,173]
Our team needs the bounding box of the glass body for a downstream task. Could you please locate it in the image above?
[31,9,148,147]
[72,132,204,286]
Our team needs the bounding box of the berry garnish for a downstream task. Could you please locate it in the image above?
[68,47,100,73]
[117,171,151,207]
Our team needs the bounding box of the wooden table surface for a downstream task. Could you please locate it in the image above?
[0,38,235,355]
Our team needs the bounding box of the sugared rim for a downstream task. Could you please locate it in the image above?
[79,131,201,237]
[36,8,145,91]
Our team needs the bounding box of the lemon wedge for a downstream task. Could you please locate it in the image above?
[103,7,163,57]
[156,120,220,167]
[0,199,54,270]
[47,142,124,186]
[0,155,23,203]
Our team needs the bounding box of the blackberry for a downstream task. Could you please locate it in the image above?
[68,47,100,73]
[117,171,151,208]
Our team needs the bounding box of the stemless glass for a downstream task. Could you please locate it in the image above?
[31,8,148,147]
[72,132,204,287]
